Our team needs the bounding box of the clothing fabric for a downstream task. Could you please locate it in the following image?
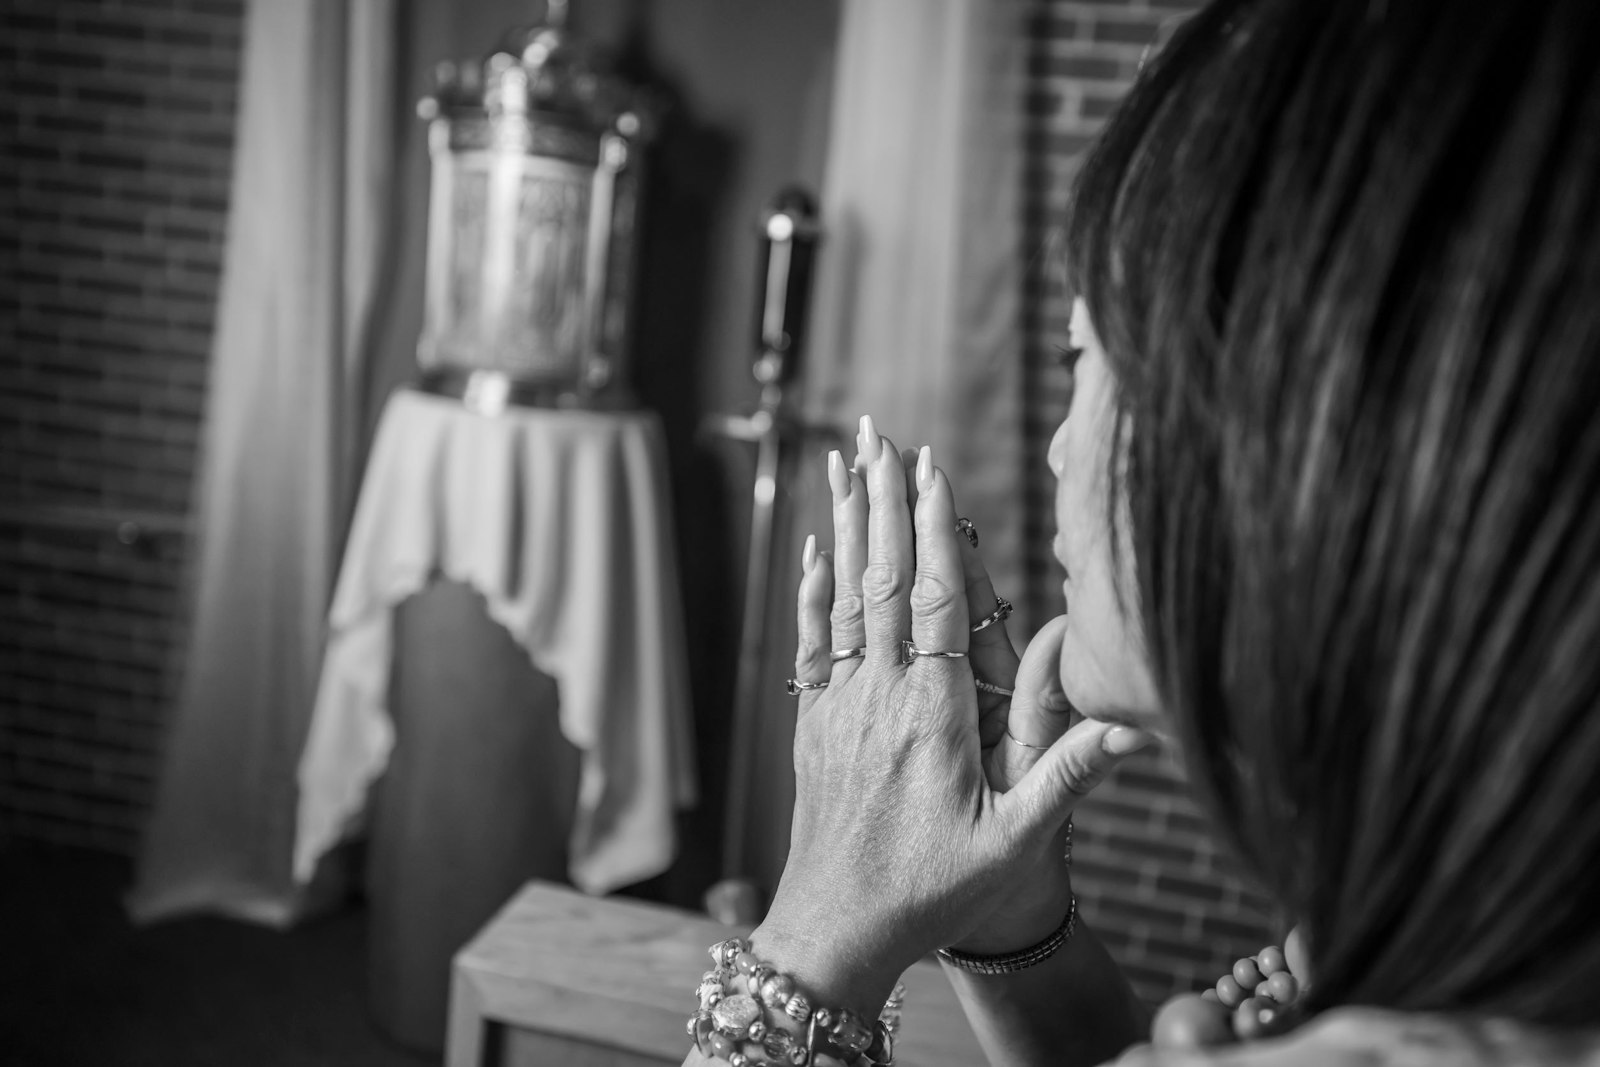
[294,389,698,896]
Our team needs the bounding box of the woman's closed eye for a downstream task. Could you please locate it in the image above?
[1054,344,1085,371]
[1055,344,1084,411]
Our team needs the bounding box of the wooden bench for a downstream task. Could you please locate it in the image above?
[449,881,988,1066]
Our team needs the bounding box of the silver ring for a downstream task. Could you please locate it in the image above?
[786,678,828,696]
[1004,727,1050,751]
[974,677,1014,697]
[971,596,1013,634]
[829,647,866,663]
[901,640,968,664]
[956,517,979,548]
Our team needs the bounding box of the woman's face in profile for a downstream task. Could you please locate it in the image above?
[1049,299,1165,733]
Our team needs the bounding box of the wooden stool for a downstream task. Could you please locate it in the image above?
[448,882,987,1066]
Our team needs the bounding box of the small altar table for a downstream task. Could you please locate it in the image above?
[294,387,698,897]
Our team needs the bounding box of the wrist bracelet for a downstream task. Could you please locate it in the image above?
[688,937,902,1066]
[936,894,1077,975]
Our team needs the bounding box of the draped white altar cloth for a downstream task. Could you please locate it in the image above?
[294,390,698,896]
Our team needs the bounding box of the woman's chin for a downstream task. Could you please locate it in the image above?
[1060,690,1168,739]
[1058,627,1167,736]
[1078,706,1164,735]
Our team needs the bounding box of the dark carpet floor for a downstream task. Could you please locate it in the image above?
[0,843,432,1067]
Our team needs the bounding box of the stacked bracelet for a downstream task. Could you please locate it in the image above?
[936,895,1078,975]
[688,938,902,1066]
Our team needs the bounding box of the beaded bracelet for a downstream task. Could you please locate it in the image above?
[688,937,902,1066]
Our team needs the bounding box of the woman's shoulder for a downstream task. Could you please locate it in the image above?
[1107,1008,1600,1067]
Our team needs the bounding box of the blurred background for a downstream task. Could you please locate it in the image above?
[0,0,1278,1063]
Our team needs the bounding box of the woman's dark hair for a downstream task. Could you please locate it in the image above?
[1066,0,1600,1024]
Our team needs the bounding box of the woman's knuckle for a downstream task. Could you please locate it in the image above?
[830,591,865,624]
[909,575,961,616]
[861,562,908,606]
[1057,748,1104,796]
[795,632,826,667]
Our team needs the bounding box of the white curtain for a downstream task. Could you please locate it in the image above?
[739,0,1029,895]
[807,0,1027,606]
[129,0,399,927]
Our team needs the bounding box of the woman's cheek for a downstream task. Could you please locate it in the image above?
[1058,607,1166,730]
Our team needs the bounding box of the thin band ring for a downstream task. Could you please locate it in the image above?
[971,596,1013,634]
[974,677,1015,698]
[786,678,828,696]
[829,647,866,663]
[901,640,968,665]
[1004,727,1050,751]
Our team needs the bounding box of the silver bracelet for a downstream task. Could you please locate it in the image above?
[936,895,1077,975]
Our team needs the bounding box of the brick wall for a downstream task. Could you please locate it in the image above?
[0,0,244,854]
[1019,0,1282,1004]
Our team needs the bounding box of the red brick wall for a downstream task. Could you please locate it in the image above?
[0,0,244,853]
[1019,0,1282,1004]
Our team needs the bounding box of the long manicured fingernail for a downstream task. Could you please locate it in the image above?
[827,450,849,501]
[1102,726,1153,756]
[915,445,934,492]
[859,415,882,462]
[802,533,817,573]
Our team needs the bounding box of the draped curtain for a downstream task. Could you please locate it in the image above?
[129,0,400,927]
[807,0,1027,602]
[740,0,1029,895]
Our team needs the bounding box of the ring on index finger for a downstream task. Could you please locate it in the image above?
[786,678,829,696]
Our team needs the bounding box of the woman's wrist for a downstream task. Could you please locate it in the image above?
[946,853,1073,956]
[748,920,898,1024]
[692,933,903,1066]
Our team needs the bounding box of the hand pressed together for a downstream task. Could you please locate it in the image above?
[752,416,1153,1019]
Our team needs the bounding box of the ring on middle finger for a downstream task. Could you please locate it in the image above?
[901,640,968,665]
[829,647,866,663]
[971,596,1014,634]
